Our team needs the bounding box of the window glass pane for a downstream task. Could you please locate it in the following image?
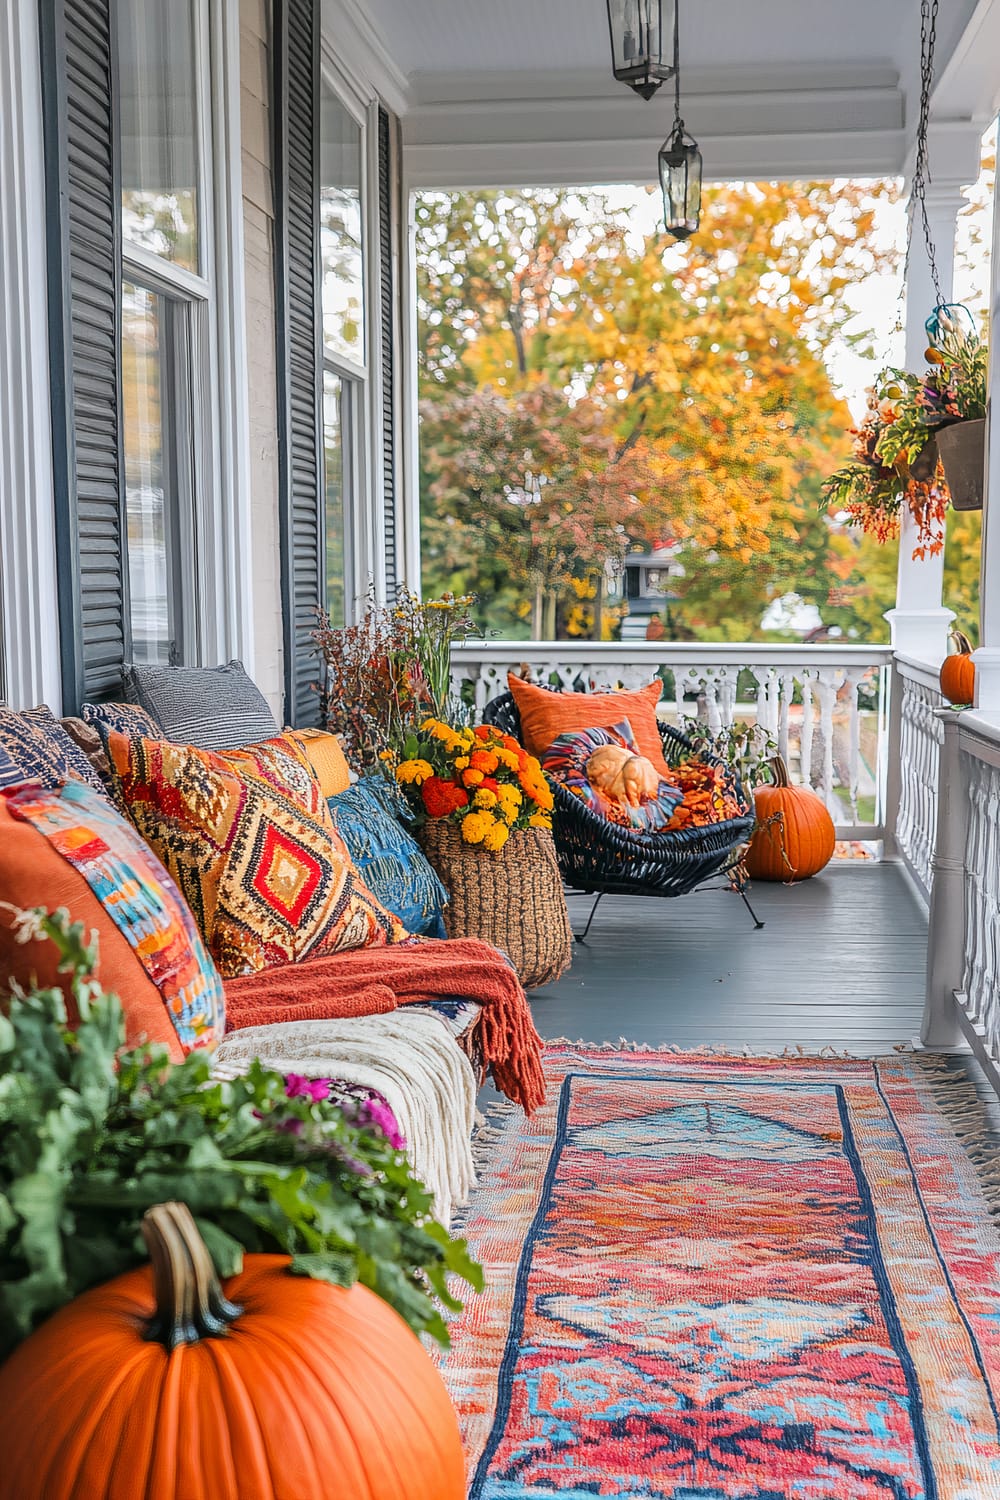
[122,282,184,664]
[324,371,347,626]
[118,0,199,271]
[320,80,364,363]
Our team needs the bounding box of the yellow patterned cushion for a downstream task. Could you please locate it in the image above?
[105,731,407,978]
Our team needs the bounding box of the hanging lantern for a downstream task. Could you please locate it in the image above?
[605,0,675,100]
[659,120,702,240]
[655,0,701,238]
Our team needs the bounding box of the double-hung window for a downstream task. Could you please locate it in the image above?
[319,76,367,627]
[118,0,212,665]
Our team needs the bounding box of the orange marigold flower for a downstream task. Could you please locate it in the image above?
[470,749,500,773]
[462,768,485,788]
[473,725,491,741]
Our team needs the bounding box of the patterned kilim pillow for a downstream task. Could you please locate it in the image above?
[81,701,162,738]
[0,741,22,790]
[105,731,407,978]
[1,781,225,1056]
[0,703,106,793]
[543,720,683,832]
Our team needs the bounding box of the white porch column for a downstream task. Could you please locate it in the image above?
[884,182,962,664]
[973,113,1000,709]
[0,0,62,707]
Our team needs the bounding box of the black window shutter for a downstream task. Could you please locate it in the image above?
[378,106,398,600]
[273,0,324,728]
[40,0,128,711]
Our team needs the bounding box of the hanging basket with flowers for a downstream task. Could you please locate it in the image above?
[823,309,988,555]
[385,721,571,989]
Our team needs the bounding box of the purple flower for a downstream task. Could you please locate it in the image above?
[359,1097,406,1150]
[285,1073,332,1103]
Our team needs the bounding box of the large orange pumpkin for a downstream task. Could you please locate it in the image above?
[0,1203,466,1500]
[940,629,976,705]
[745,756,836,881]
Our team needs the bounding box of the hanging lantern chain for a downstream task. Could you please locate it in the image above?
[904,0,942,309]
[671,0,683,134]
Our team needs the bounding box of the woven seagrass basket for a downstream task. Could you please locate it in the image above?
[418,821,572,990]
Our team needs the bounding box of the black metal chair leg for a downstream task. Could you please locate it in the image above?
[575,893,603,943]
[738,883,765,930]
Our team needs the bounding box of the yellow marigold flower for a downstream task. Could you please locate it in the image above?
[529,812,552,830]
[498,784,522,806]
[496,748,521,772]
[396,758,434,786]
[473,788,498,809]
[378,749,397,763]
[420,717,439,733]
[482,820,510,851]
[454,755,470,770]
[460,810,493,844]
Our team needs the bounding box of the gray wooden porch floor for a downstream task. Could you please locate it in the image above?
[528,861,928,1052]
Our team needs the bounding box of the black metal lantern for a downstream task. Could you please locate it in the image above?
[605,0,675,101]
[657,0,701,239]
[659,121,702,240]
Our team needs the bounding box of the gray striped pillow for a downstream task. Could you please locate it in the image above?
[123,660,279,751]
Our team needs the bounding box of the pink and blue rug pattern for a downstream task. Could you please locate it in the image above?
[441,1048,1000,1498]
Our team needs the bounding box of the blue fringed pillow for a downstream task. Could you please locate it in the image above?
[327,777,449,938]
[0,704,106,793]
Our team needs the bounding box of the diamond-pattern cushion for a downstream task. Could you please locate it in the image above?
[105,731,407,978]
[0,704,106,793]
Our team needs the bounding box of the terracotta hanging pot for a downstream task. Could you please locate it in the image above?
[935,418,986,511]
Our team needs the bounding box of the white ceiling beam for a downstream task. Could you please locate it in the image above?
[932,0,1000,124]
[403,129,911,192]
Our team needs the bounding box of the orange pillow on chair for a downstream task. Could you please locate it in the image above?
[506,673,673,779]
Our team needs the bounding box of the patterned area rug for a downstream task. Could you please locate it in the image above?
[440,1046,1000,1499]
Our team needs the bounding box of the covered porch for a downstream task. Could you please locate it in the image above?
[1,0,999,1070]
[5,1,1000,1495]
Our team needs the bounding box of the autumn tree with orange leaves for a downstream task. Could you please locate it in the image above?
[417,181,900,640]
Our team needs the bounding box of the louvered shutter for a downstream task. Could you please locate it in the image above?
[274,0,324,728]
[378,106,398,599]
[40,0,127,710]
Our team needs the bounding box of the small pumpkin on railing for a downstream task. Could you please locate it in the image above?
[745,756,836,882]
[0,1202,466,1500]
[939,630,976,706]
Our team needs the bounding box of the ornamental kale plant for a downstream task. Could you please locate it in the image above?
[0,908,482,1360]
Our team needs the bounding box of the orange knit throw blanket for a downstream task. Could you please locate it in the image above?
[224,937,545,1113]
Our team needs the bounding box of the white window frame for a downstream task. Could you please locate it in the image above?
[319,41,393,617]
[318,62,383,621]
[120,0,253,671]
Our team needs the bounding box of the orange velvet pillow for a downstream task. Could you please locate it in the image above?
[0,798,187,1060]
[284,728,352,797]
[506,674,672,779]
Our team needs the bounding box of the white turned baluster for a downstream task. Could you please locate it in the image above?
[800,677,814,788]
[846,669,863,822]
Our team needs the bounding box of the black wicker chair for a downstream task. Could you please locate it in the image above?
[484,690,762,939]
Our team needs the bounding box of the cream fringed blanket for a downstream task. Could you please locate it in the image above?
[214,1009,478,1225]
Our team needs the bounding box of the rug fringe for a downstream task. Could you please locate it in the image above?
[541,1036,862,1060]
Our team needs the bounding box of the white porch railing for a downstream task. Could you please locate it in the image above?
[923,710,1000,1089]
[452,641,893,841]
[888,654,945,902]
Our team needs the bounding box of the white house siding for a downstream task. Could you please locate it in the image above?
[239,0,284,719]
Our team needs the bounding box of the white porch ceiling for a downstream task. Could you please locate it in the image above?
[326,0,996,187]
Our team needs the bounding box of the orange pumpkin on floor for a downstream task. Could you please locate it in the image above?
[0,1203,466,1500]
[745,756,836,881]
[940,629,976,705]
